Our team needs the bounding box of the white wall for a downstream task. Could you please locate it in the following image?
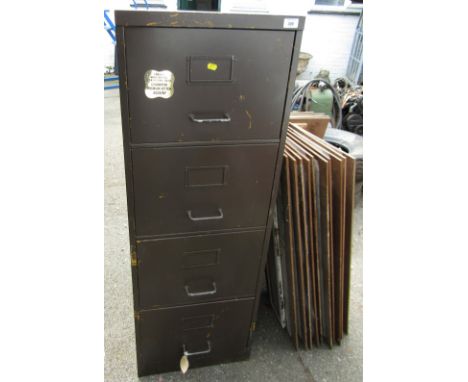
[299,12,359,81]
[103,0,360,81]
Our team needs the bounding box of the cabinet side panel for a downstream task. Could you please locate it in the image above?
[116,25,142,374]
[248,29,304,346]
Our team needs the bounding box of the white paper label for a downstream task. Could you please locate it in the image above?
[283,18,299,29]
[144,69,174,99]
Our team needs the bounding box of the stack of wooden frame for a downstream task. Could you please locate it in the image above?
[266,123,356,349]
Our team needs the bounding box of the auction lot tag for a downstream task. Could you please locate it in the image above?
[144,69,175,99]
[283,18,299,29]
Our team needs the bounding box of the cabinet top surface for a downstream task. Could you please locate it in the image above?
[114,10,305,31]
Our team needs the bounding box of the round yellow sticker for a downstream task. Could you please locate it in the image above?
[207,62,218,71]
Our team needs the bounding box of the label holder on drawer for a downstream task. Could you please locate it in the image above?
[182,314,215,331]
[185,165,229,188]
[182,248,221,269]
[187,56,235,84]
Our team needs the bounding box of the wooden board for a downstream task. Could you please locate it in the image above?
[343,155,356,333]
[291,127,346,343]
[283,154,300,348]
[266,123,356,349]
[287,133,334,347]
[285,146,308,348]
[293,126,355,337]
[286,137,319,346]
[288,131,335,347]
[289,113,330,138]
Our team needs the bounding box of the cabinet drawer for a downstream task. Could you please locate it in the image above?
[125,27,294,144]
[137,230,264,309]
[138,298,253,375]
[132,144,278,237]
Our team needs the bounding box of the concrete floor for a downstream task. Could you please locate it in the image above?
[104,90,363,382]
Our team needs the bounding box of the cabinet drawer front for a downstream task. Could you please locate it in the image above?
[138,299,253,375]
[124,27,294,144]
[132,144,278,236]
[137,230,264,308]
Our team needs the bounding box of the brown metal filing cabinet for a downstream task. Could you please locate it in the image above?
[115,10,304,376]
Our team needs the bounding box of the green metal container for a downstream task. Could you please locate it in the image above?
[306,87,333,118]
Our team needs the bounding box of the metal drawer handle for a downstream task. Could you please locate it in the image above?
[185,282,217,297]
[189,113,231,123]
[183,340,212,357]
[187,208,223,222]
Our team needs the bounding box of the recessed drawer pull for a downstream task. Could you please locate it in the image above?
[183,340,212,357]
[187,208,224,222]
[185,282,217,297]
[188,113,231,123]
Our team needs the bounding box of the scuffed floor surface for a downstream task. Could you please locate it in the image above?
[104,90,363,382]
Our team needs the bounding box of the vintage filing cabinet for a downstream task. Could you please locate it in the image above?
[115,10,304,376]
